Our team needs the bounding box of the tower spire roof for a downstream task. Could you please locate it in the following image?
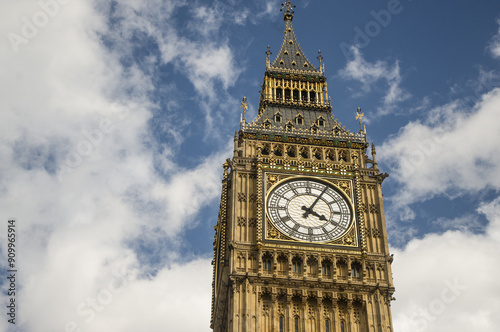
[270,2,321,75]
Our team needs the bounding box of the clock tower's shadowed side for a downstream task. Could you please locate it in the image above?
[211,2,395,331]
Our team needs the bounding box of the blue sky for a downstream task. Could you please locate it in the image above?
[1,0,500,331]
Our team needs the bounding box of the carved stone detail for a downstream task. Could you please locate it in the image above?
[237,217,247,227]
[238,192,247,202]
[249,194,258,203]
[248,218,258,228]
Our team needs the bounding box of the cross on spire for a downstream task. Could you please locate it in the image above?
[281,0,296,21]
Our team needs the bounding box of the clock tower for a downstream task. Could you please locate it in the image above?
[211,2,395,331]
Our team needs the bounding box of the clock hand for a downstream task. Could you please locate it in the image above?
[310,210,327,221]
[302,186,328,218]
[301,205,311,217]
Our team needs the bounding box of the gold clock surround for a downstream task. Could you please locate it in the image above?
[263,174,359,247]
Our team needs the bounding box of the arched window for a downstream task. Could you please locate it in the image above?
[295,317,299,332]
[262,252,272,271]
[296,114,304,125]
[322,263,331,276]
[325,319,330,332]
[309,91,316,104]
[351,262,361,279]
[292,259,301,273]
[336,259,348,280]
[276,88,283,100]
[263,259,271,271]
[340,321,345,332]
[277,254,289,276]
[279,316,284,332]
[317,116,325,127]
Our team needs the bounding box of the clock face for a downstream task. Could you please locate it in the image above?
[266,178,353,243]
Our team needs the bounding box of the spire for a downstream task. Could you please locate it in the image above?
[270,2,320,75]
[281,1,296,21]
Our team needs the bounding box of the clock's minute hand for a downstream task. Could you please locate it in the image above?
[302,186,328,218]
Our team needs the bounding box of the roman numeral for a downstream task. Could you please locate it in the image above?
[288,184,299,195]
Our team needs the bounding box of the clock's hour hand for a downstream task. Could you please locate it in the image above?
[310,210,327,221]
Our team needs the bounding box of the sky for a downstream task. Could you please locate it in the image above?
[1,0,500,331]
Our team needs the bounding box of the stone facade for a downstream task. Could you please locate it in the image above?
[212,2,395,331]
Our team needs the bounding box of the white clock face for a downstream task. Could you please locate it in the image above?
[266,178,353,243]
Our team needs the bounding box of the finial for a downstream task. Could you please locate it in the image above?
[240,96,248,124]
[266,45,272,68]
[371,143,378,169]
[317,50,323,64]
[317,50,324,74]
[281,1,296,21]
[356,107,364,134]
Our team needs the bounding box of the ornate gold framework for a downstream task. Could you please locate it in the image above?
[262,172,360,248]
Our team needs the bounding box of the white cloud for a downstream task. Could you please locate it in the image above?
[0,1,233,331]
[104,0,243,136]
[488,18,500,59]
[392,196,500,332]
[380,88,500,209]
[432,214,485,233]
[338,46,410,116]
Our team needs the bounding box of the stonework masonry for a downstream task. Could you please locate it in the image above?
[212,2,395,331]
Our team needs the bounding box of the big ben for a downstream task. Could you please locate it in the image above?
[211,2,395,331]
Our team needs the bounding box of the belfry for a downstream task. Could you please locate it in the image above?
[211,2,395,331]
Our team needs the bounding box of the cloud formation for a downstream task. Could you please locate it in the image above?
[488,18,500,59]
[380,88,500,210]
[0,1,235,331]
[338,46,410,116]
[392,197,500,332]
